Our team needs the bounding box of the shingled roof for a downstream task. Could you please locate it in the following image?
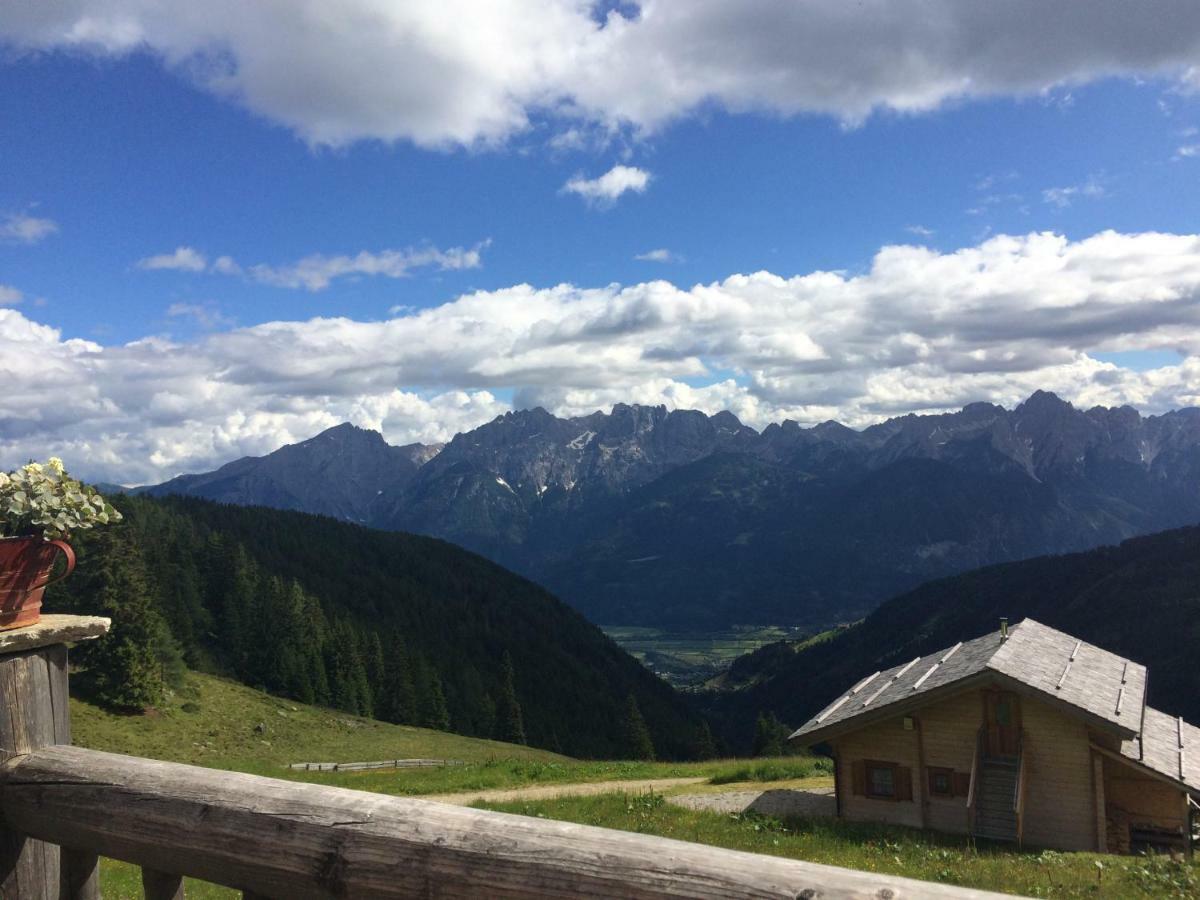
[1120,707,1200,793]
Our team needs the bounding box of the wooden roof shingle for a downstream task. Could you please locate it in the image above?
[790,618,1149,745]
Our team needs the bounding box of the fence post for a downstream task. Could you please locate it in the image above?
[0,615,110,900]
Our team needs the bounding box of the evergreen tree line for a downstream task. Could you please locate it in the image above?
[50,495,718,760]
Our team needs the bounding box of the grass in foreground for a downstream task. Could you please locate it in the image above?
[479,792,1200,899]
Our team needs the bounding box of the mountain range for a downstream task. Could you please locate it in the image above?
[144,391,1200,628]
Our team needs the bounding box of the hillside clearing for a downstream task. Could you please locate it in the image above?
[70,671,564,774]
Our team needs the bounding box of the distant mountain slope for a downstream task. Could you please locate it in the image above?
[142,392,1200,628]
[703,524,1200,751]
[52,495,714,760]
[144,424,439,523]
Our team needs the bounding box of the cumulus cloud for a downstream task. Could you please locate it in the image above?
[0,285,22,305]
[635,248,678,262]
[137,246,208,271]
[5,229,1200,483]
[135,242,487,291]
[4,2,1200,146]
[562,165,650,205]
[0,212,58,244]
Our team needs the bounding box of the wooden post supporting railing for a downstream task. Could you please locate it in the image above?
[0,614,110,900]
[0,615,1025,899]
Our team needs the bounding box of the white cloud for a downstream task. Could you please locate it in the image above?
[137,246,208,272]
[635,248,678,263]
[6,230,1200,483]
[166,302,234,330]
[1175,143,1200,159]
[0,212,58,244]
[4,232,1200,487]
[6,2,1200,147]
[562,165,650,205]
[212,255,242,275]
[1042,179,1106,208]
[0,285,22,305]
[248,242,488,292]
[904,225,935,238]
[136,242,487,291]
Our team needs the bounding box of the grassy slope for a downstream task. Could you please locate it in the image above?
[481,793,1200,899]
[71,670,563,774]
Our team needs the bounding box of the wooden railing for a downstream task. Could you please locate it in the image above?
[966,724,984,832]
[1189,794,1199,857]
[0,616,1019,899]
[1013,731,1028,846]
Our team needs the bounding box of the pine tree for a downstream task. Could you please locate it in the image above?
[621,694,656,761]
[493,651,526,745]
[363,631,386,714]
[690,720,719,760]
[415,655,451,731]
[70,528,183,710]
[380,633,417,725]
[326,620,373,717]
[751,711,790,757]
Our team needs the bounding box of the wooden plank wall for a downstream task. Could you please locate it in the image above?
[1008,696,1095,851]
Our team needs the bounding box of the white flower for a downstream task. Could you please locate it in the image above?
[0,458,122,539]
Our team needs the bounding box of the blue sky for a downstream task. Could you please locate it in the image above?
[2,2,1200,481]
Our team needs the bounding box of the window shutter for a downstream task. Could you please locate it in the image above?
[896,766,914,802]
[851,759,866,796]
[952,772,971,797]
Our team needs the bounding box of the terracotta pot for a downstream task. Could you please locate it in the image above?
[0,537,76,631]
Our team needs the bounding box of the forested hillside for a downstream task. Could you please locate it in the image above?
[48,495,716,761]
[704,524,1200,751]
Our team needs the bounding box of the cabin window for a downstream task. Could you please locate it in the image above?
[928,767,953,797]
[866,762,897,799]
[851,759,913,801]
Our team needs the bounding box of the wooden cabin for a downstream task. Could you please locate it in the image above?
[790,618,1199,854]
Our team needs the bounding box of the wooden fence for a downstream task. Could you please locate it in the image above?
[0,616,1022,899]
[288,758,465,772]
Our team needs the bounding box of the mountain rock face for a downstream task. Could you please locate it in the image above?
[144,424,439,523]
[144,393,1200,628]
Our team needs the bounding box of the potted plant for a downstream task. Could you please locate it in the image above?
[0,458,122,630]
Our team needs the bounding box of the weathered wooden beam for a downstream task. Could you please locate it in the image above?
[1,745,1020,900]
[59,847,99,900]
[142,867,185,899]
[0,616,109,656]
[0,644,72,900]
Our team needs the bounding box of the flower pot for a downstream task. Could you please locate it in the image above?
[0,537,76,630]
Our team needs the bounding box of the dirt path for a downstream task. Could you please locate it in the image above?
[669,785,835,817]
[420,776,707,806]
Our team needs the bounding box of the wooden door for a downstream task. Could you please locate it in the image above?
[984,691,1020,757]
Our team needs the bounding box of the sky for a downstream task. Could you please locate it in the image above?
[2,1,1200,483]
